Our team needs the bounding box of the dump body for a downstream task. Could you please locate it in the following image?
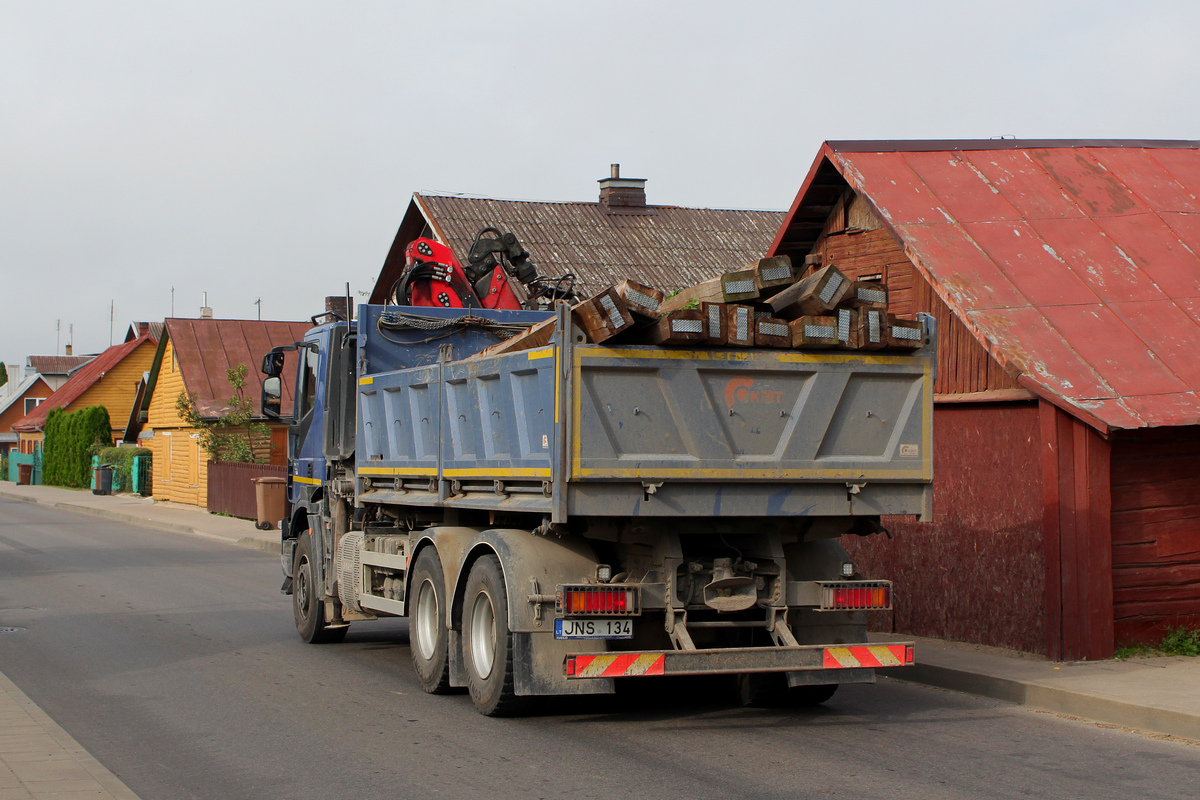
[272,303,933,715]
[355,304,933,522]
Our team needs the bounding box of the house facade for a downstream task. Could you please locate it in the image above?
[141,318,311,505]
[769,139,1200,660]
[0,374,54,457]
[12,335,157,453]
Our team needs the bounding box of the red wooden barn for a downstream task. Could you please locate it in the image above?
[769,139,1200,661]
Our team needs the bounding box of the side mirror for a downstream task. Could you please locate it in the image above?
[261,350,285,377]
[261,376,283,421]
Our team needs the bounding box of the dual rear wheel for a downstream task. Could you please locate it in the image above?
[408,550,525,716]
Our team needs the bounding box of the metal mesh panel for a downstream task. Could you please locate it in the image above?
[337,531,366,613]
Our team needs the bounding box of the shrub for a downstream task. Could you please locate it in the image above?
[42,405,112,488]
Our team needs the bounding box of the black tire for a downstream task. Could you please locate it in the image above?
[256,520,271,531]
[737,673,838,708]
[293,534,346,644]
[408,548,452,694]
[461,554,527,716]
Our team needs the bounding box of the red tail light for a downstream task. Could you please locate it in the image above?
[818,581,892,611]
[556,585,639,616]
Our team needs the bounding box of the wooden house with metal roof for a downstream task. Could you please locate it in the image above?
[0,374,54,458]
[369,166,785,304]
[12,335,157,453]
[770,139,1200,660]
[140,317,311,506]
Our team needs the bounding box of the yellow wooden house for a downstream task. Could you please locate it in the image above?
[12,334,158,451]
[136,318,311,506]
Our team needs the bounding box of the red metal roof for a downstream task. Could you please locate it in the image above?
[162,318,313,419]
[13,336,154,431]
[771,140,1200,431]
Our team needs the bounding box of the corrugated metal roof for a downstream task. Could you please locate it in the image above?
[370,194,784,303]
[771,139,1200,431]
[163,318,313,419]
[25,354,95,376]
[13,336,154,431]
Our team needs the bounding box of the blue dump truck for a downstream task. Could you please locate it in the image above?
[261,303,934,715]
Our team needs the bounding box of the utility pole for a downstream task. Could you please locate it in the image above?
[56,319,61,355]
[255,298,262,320]
[110,301,114,347]
[171,286,175,318]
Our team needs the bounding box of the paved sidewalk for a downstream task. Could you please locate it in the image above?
[0,481,274,553]
[875,633,1200,741]
[2,479,1198,753]
[0,670,140,800]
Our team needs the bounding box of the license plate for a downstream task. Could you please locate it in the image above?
[554,618,633,639]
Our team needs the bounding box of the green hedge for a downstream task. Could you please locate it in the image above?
[96,446,151,489]
[43,405,112,488]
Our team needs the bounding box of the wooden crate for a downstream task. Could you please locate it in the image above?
[644,310,708,346]
[726,305,756,347]
[573,287,634,343]
[721,268,760,303]
[789,315,838,349]
[887,315,925,350]
[702,302,728,346]
[754,255,796,297]
[614,279,664,322]
[754,317,792,348]
[841,280,889,310]
[767,264,852,320]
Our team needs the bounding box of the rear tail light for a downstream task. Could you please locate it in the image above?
[818,581,892,611]
[557,585,639,616]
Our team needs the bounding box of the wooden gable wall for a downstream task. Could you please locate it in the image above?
[69,340,156,441]
[809,192,1022,398]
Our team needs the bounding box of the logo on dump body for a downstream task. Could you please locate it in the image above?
[724,377,783,408]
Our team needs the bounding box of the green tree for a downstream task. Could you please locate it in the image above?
[0,362,8,389]
[175,364,269,463]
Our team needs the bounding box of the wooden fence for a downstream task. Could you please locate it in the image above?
[206,461,287,521]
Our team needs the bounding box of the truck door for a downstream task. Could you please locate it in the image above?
[291,335,327,495]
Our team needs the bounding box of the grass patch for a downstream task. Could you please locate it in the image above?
[1115,626,1200,659]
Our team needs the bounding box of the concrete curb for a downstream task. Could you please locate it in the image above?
[882,663,1200,741]
[1,486,274,554]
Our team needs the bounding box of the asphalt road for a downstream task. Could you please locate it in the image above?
[2,496,1199,800]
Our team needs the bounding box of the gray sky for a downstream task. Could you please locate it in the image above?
[4,1,1199,374]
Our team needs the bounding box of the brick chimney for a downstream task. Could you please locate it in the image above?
[64,344,73,356]
[325,296,350,320]
[138,322,149,336]
[598,164,647,212]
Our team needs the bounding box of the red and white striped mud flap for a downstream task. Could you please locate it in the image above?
[822,644,913,669]
[565,653,666,679]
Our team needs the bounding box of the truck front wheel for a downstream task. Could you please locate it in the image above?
[408,548,452,693]
[293,534,346,644]
[461,554,526,716]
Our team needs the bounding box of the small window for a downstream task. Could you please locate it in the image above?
[861,272,884,283]
[24,397,43,414]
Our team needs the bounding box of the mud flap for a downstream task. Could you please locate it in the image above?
[513,632,613,696]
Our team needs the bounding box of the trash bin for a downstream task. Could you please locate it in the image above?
[93,465,114,496]
[253,476,287,531]
[17,463,32,485]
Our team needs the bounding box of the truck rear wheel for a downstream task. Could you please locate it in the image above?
[461,554,526,717]
[408,548,452,693]
[293,534,346,644]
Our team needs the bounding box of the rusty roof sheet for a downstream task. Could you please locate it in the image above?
[771,139,1200,431]
[370,194,784,303]
[13,336,154,431]
[163,318,313,419]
